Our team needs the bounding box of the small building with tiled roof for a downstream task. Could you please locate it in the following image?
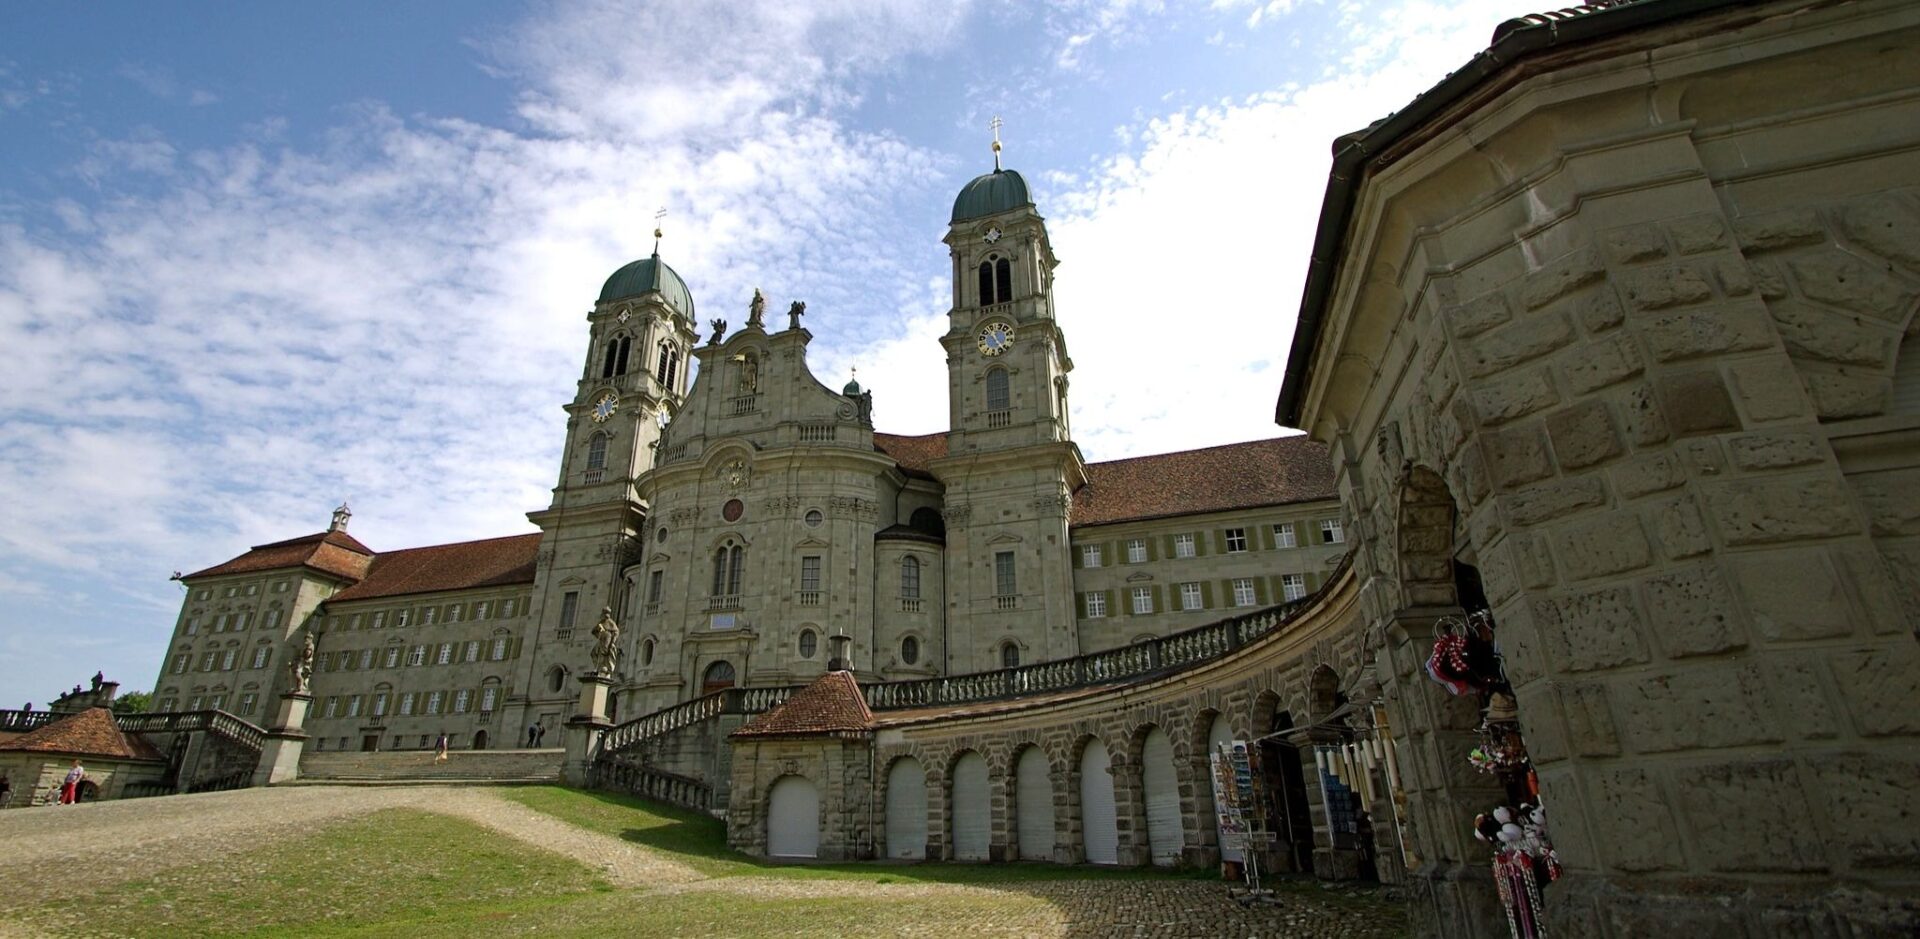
[0,707,168,806]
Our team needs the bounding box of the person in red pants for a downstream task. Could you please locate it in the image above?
[58,759,85,805]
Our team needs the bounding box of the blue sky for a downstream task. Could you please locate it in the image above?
[0,0,1528,704]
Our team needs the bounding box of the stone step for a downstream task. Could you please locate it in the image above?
[298,748,565,783]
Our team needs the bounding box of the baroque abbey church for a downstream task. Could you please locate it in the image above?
[154,156,1345,751]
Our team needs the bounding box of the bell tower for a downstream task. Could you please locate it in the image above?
[933,125,1086,671]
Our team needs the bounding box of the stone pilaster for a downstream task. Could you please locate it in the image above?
[253,692,312,787]
[563,672,613,787]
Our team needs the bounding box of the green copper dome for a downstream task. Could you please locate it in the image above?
[950,168,1032,223]
[598,254,695,315]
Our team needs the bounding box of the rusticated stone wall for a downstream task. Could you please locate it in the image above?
[1293,2,1920,935]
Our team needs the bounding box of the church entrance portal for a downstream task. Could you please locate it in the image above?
[702,660,736,696]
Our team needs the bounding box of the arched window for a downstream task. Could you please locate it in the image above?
[977,261,995,305]
[711,541,744,597]
[986,368,1010,412]
[994,257,1012,302]
[656,342,679,387]
[614,335,632,375]
[1001,642,1021,668]
[587,433,608,471]
[900,635,920,666]
[641,637,655,667]
[900,556,921,600]
[702,660,736,694]
[798,629,818,659]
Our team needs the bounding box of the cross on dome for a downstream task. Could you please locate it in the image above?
[990,115,1004,171]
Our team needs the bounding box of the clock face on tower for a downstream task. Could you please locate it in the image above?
[591,392,618,423]
[977,321,1014,356]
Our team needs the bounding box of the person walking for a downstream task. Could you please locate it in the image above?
[59,759,85,805]
[534,722,546,747]
[433,733,449,763]
[0,773,13,809]
[526,722,539,748]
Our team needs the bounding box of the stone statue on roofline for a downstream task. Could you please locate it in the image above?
[787,300,806,330]
[590,607,622,674]
[747,288,766,329]
[709,318,728,344]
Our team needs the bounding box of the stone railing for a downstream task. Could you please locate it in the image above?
[0,710,53,734]
[116,710,268,752]
[596,554,1352,757]
[591,757,715,811]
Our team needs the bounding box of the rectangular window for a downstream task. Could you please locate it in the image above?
[189,695,204,711]
[1081,544,1102,568]
[393,608,410,628]
[346,695,362,718]
[408,645,426,667]
[238,611,253,630]
[1180,582,1203,611]
[184,616,201,635]
[446,604,463,623]
[273,580,288,593]
[372,693,388,717]
[800,556,822,592]
[399,693,416,716]
[1225,528,1248,553]
[481,686,498,712]
[251,646,270,669]
[239,693,258,715]
[1274,522,1298,548]
[1126,538,1147,564]
[490,638,509,661]
[200,651,218,672]
[245,584,258,596]
[454,689,471,714]
[370,611,386,629]
[647,570,664,605]
[208,694,225,711]
[426,691,444,715]
[1319,519,1345,544]
[901,559,921,600]
[263,608,280,629]
[171,654,189,674]
[499,599,516,619]
[993,551,1016,597]
[559,592,580,631]
[223,586,237,598]
[421,607,437,625]
[348,614,363,630]
[1085,592,1107,618]
[436,643,453,665]
[324,696,340,718]
[1232,578,1257,607]
[384,647,400,668]
[464,641,480,663]
[359,648,374,670]
[1173,534,1195,559]
[1282,574,1307,601]
[1130,586,1153,614]
[474,601,491,620]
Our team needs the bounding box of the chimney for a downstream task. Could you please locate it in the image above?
[827,632,854,672]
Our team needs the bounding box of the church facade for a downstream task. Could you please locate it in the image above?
[153,167,1344,753]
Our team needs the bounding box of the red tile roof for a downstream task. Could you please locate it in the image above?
[0,708,166,762]
[328,533,541,603]
[874,432,948,476]
[1072,435,1334,527]
[732,671,873,738]
[185,529,375,582]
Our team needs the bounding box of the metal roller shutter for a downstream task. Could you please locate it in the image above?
[1016,747,1055,860]
[1142,728,1183,866]
[951,751,990,860]
[767,775,819,859]
[886,758,928,860]
[1080,740,1119,865]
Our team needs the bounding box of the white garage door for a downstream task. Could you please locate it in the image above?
[767,775,819,859]
[1209,714,1242,864]
[1142,728,1183,867]
[886,757,928,860]
[1016,747,1055,861]
[951,751,991,861]
[1079,739,1119,865]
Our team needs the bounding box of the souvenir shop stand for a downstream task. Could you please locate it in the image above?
[1426,609,1562,939]
[1209,740,1279,903]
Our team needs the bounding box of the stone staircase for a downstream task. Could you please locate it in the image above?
[295,748,565,785]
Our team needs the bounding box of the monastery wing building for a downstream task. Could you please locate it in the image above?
[154,162,1345,752]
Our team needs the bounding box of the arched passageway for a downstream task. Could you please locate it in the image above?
[950,751,990,860]
[1079,739,1119,865]
[885,757,928,860]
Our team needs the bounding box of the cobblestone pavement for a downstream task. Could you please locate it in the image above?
[0,786,1404,938]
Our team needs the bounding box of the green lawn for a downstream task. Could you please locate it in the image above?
[24,809,610,939]
[499,785,1216,883]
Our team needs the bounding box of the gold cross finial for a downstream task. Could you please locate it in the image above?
[990,116,1004,171]
[652,207,668,255]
